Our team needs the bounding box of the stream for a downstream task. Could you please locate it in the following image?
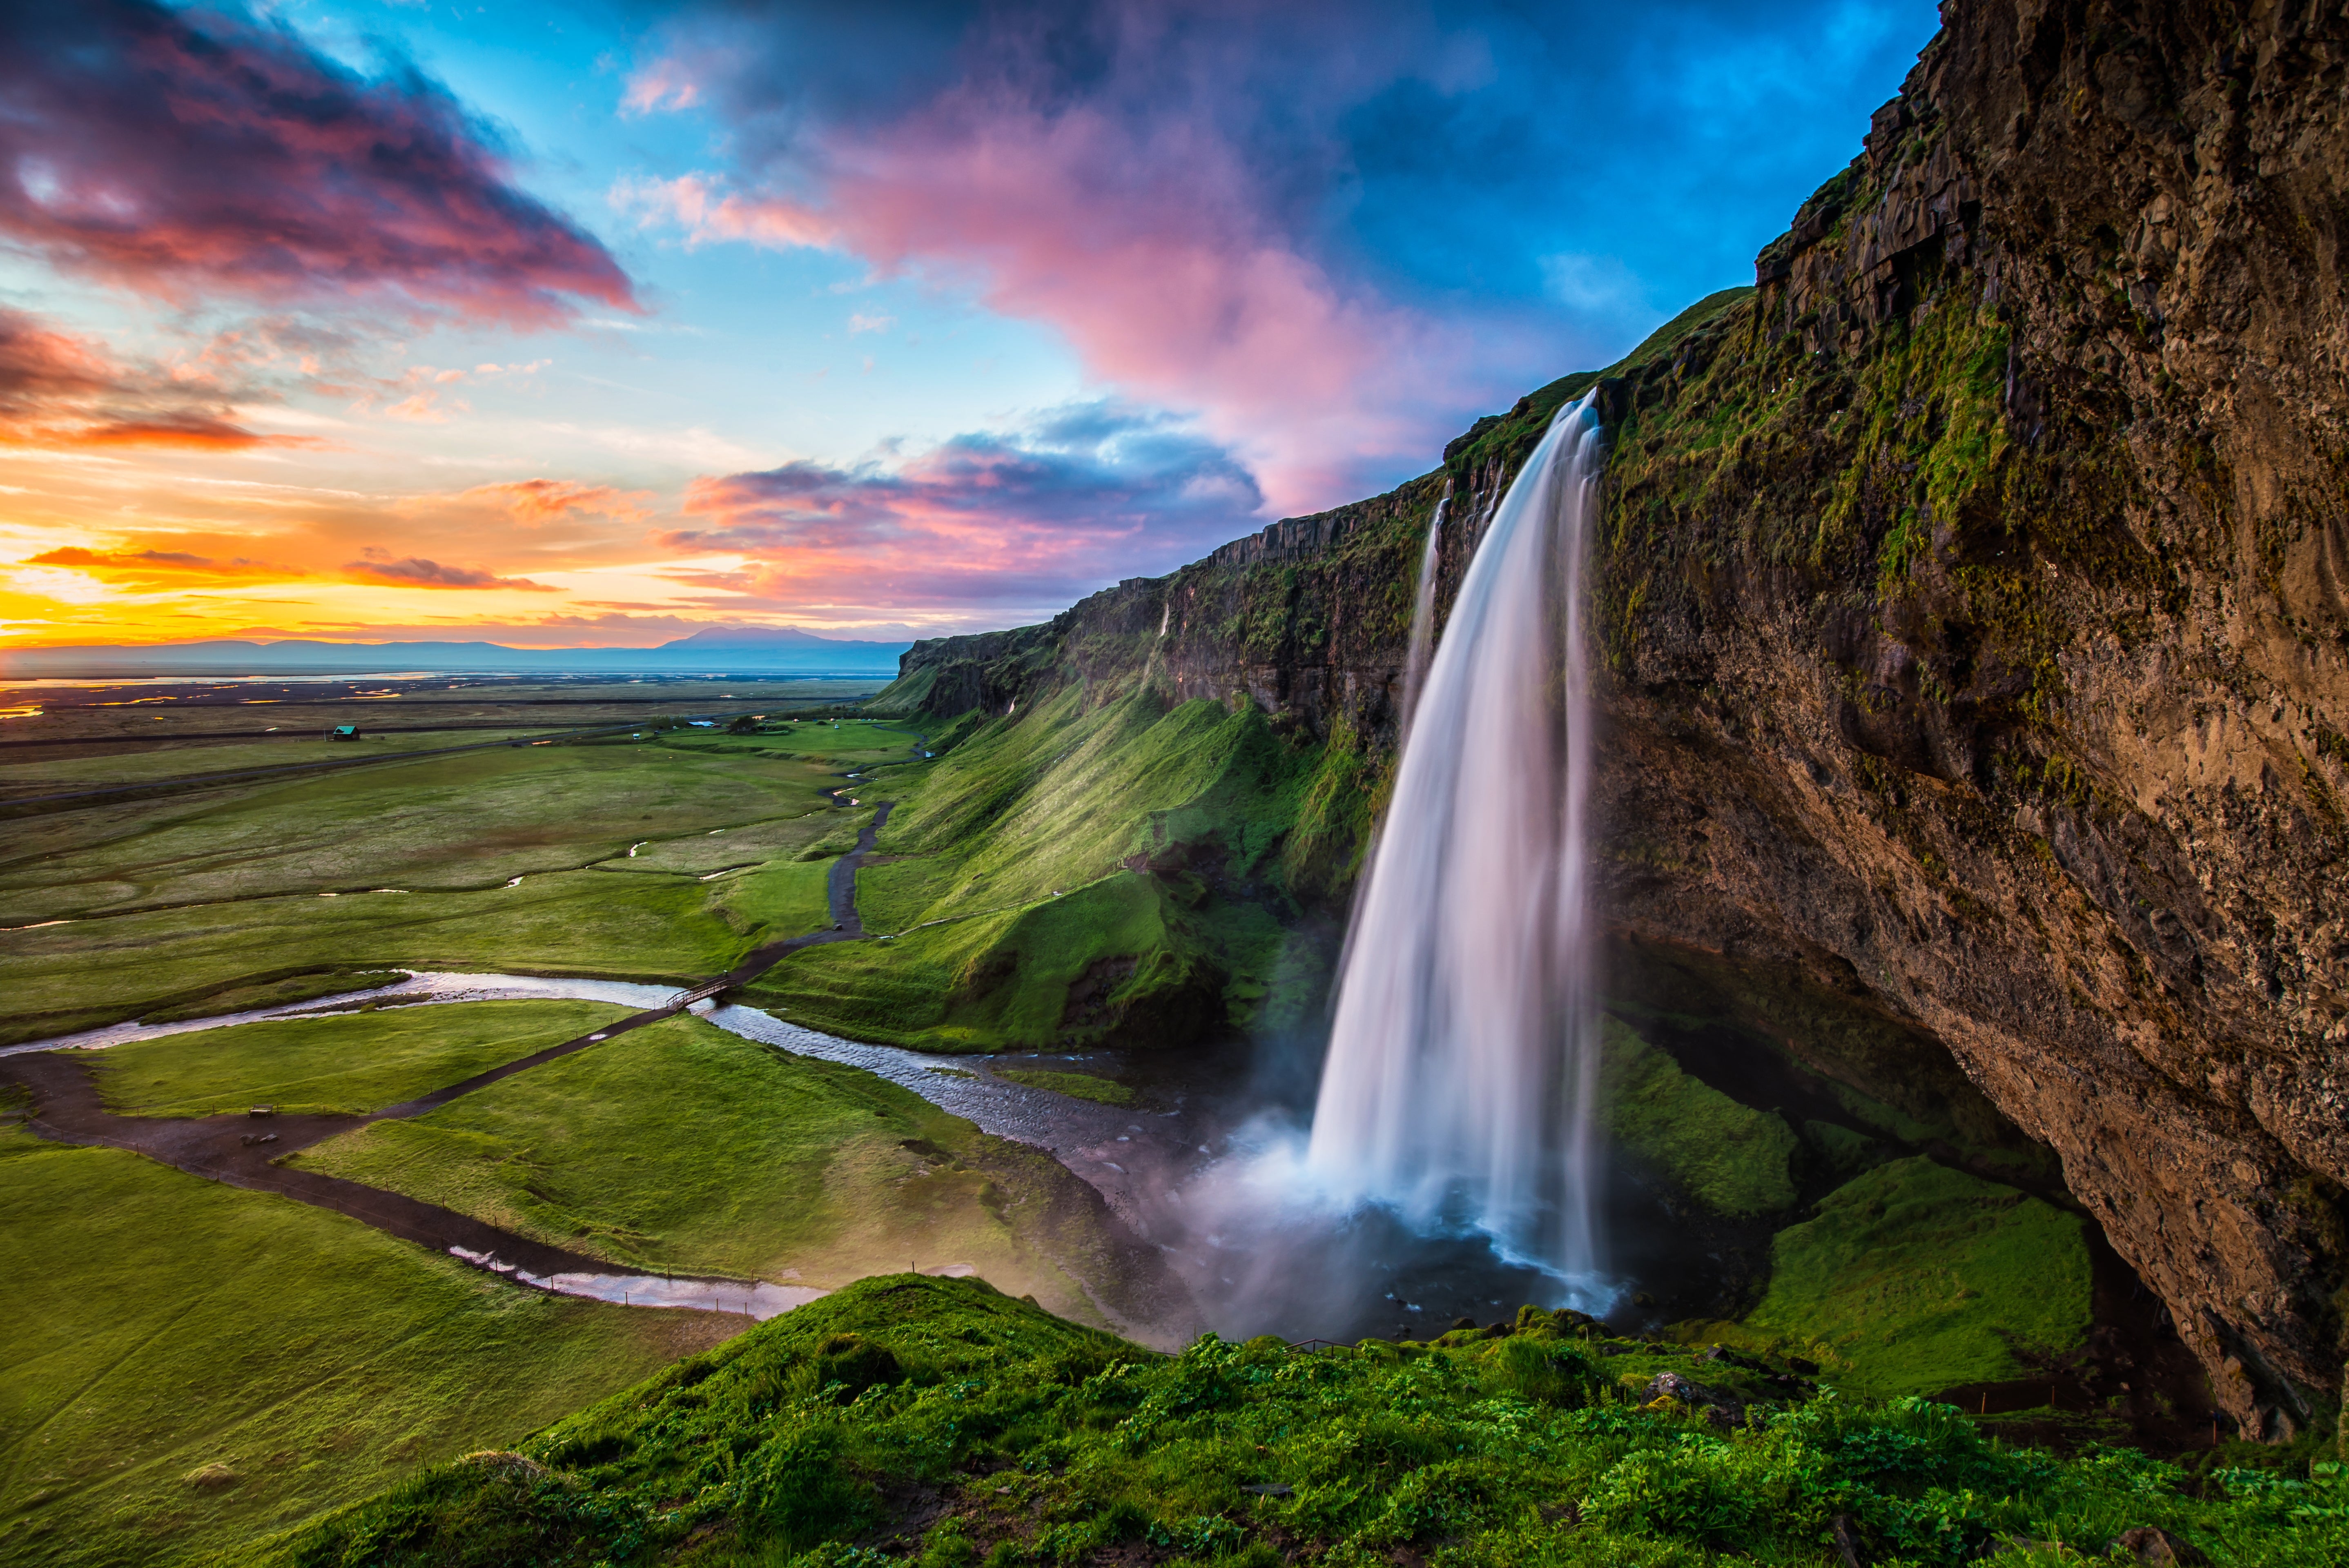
[4,971,1576,1342]
[1,960,1230,1330]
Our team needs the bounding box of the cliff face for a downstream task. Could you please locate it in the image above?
[1587,0,2349,1438]
[883,0,2349,1435]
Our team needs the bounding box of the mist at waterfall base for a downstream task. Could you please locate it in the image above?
[1147,396,1622,1343]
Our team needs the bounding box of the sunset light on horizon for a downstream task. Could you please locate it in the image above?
[1,0,1937,652]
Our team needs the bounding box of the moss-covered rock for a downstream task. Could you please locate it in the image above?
[1598,1018,1799,1218]
[1728,1156,2091,1396]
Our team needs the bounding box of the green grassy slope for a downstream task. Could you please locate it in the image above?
[89,1000,631,1117]
[291,1017,1134,1321]
[749,687,1331,1052]
[261,1274,2344,1568]
[0,1114,734,1568]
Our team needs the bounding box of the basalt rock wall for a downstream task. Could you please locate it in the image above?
[883,0,2349,1436]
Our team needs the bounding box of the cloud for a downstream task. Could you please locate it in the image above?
[24,546,292,584]
[342,555,555,591]
[612,174,837,251]
[0,0,638,328]
[0,307,324,452]
[657,400,1259,610]
[456,479,653,525]
[623,0,1937,511]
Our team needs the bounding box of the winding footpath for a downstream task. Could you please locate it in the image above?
[0,793,900,1321]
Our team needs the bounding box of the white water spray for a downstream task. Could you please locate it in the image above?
[1306,394,1606,1294]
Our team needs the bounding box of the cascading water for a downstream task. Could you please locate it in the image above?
[1399,488,1448,736]
[1306,393,1607,1295]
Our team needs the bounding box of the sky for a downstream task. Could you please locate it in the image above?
[0,0,1940,648]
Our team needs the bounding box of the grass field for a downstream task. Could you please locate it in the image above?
[749,870,1299,1053]
[729,686,1356,1053]
[0,872,753,1047]
[89,1000,631,1117]
[0,1113,736,1568]
[291,1016,1134,1322]
[853,688,1318,932]
[0,730,559,790]
[0,736,871,1044]
[0,740,831,922]
[264,1274,2347,1568]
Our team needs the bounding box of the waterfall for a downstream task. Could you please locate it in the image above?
[1306,393,1605,1289]
[1399,488,1448,738]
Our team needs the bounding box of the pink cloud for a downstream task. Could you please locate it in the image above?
[656,402,1257,612]
[629,121,1444,513]
[615,174,838,251]
[0,2,638,328]
[0,307,327,452]
[617,4,1558,515]
[457,479,653,526]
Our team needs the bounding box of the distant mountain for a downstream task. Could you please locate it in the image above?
[659,625,835,647]
[0,629,913,679]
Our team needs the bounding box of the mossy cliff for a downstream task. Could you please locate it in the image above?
[1573,0,2349,1444]
[867,0,2349,1437]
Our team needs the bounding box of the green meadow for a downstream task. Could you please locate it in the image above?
[0,1109,735,1568]
[0,734,877,1045]
[89,1000,630,1117]
[291,1016,1135,1322]
[0,729,556,791]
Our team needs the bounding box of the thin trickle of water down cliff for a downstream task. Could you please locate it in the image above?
[1309,399,1607,1295]
[883,0,2349,1441]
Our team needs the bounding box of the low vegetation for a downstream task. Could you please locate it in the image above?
[0,1109,734,1568]
[751,687,1342,1054]
[1716,1158,2093,1397]
[292,1017,1135,1319]
[0,737,871,1044]
[263,1274,2347,1568]
[993,1069,1136,1107]
[91,999,630,1117]
[1598,1019,1799,1219]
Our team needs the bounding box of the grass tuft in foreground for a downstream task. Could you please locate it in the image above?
[264,1274,2344,1568]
